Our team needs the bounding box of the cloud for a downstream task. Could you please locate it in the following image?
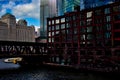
[0,1,15,16]
[2,1,15,9]
[13,0,40,19]
[0,0,40,20]
[0,9,6,15]
[35,26,40,31]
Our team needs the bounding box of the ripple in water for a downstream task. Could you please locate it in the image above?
[0,59,118,80]
[0,58,20,70]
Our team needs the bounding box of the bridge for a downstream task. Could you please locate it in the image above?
[0,41,49,65]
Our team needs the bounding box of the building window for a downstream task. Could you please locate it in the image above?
[52,20,54,24]
[48,32,51,37]
[106,16,111,22]
[114,14,120,21]
[87,19,92,25]
[87,34,93,40]
[52,38,54,42]
[49,21,51,25]
[96,34,102,39]
[55,31,59,35]
[73,15,76,20]
[80,21,85,26]
[80,13,85,19]
[80,35,85,40]
[113,5,120,12]
[95,18,102,24]
[52,26,54,31]
[87,27,93,32]
[96,26,102,31]
[80,27,86,33]
[48,38,51,43]
[104,8,110,14]
[66,23,69,28]
[55,25,60,30]
[66,17,72,22]
[87,11,92,18]
[52,32,54,36]
[61,18,65,23]
[105,24,111,31]
[73,22,77,27]
[105,32,111,39]
[95,9,101,16]
[48,27,51,31]
[61,24,65,29]
[73,36,78,41]
[74,28,77,34]
[56,19,59,24]
[66,29,69,34]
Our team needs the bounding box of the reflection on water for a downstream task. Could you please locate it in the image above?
[0,66,119,80]
[0,58,119,80]
[0,58,20,70]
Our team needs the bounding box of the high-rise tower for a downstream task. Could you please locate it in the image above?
[63,0,80,13]
[57,0,80,16]
[80,0,117,10]
[40,0,57,39]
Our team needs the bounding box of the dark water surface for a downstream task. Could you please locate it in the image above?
[0,59,120,80]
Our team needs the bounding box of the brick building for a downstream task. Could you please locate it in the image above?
[47,2,120,68]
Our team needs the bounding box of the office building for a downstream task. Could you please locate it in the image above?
[40,0,57,39]
[80,0,117,10]
[0,13,35,42]
[56,0,64,16]
[47,2,120,68]
[57,0,80,16]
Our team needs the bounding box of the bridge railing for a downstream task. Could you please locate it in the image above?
[0,41,48,57]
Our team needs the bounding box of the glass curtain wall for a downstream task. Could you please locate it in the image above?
[81,0,115,10]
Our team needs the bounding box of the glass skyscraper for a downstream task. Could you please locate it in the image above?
[56,0,64,16]
[80,0,118,10]
[63,0,80,13]
[40,0,57,38]
[57,0,80,16]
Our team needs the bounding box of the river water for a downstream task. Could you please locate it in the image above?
[0,58,119,80]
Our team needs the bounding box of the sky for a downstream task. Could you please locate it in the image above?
[0,0,40,30]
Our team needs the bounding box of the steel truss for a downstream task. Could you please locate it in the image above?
[0,41,47,57]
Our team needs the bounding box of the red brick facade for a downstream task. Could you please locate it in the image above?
[47,2,120,71]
